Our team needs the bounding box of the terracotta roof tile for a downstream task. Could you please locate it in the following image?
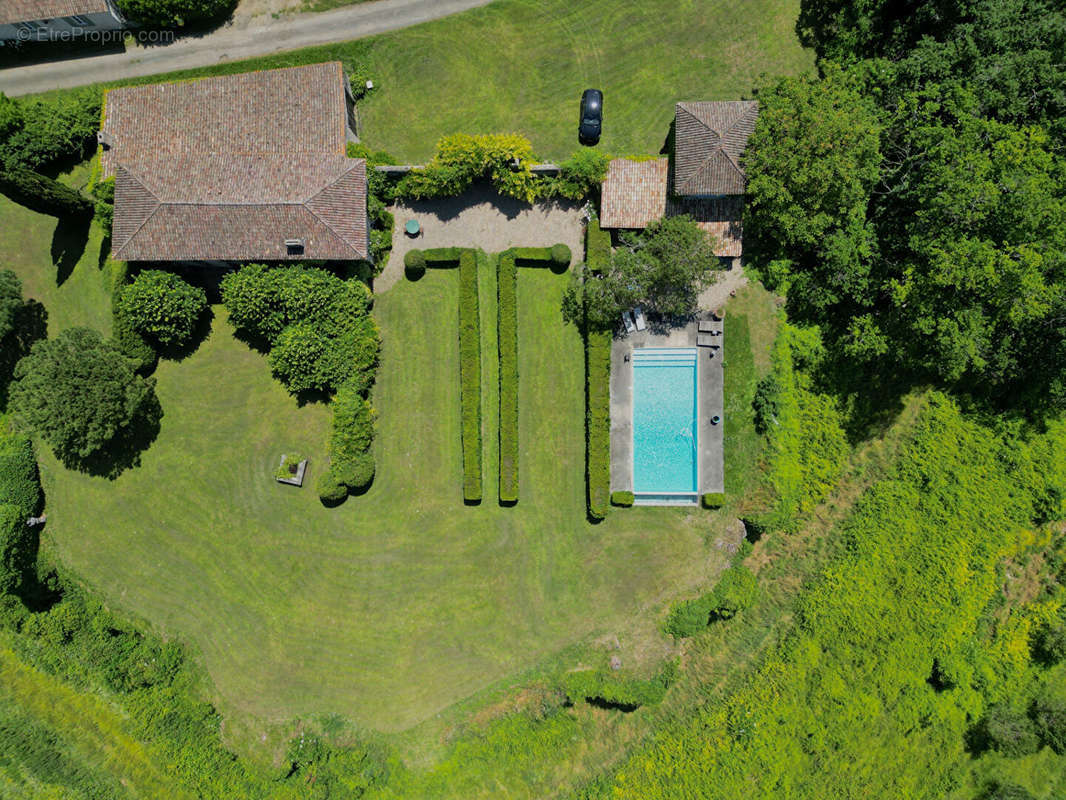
[674,101,758,197]
[667,195,744,258]
[0,0,110,23]
[600,158,668,229]
[103,63,367,261]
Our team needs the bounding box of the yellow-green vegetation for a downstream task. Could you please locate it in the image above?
[598,395,1066,798]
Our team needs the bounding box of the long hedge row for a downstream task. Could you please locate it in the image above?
[495,245,572,505]
[584,219,612,519]
[458,250,482,503]
[586,331,612,520]
[497,251,519,503]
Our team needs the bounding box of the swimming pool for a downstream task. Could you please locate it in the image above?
[631,348,698,504]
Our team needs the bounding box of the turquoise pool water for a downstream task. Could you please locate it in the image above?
[632,348,698,499]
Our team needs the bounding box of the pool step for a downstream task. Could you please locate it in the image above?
[632,348,697,366]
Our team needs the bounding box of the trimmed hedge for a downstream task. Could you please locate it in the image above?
[404,249,426,278]
[586,330,611,520]
[550,243,572,271]
[458,250,482,502]
[701,492,726,509]
[663,565,759,637]
[585,217,612,275]
[317,470,348,504]
[108,261,157,374]
[423,248,467,266]
[498,252,519,503]
[611,491,634,507]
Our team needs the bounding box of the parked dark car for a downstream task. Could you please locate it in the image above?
[579,89,603,144]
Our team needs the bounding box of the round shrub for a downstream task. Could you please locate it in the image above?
[550,243,572,271]
[119,270,206,348]
[334,452,375,492]
[404,249,426,278]
[702,492,726,509]
[978,704,1041,757]
[317,470,348,505]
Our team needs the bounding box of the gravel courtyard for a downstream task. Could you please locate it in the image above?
[377,183,586,291]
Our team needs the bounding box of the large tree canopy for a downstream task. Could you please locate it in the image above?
[565,215,719,331]
[745,0,1066,414]
[10,328,158,465]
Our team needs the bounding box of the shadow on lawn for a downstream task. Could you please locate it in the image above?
[51,214,91,286]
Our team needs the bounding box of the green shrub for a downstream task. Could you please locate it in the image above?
[10,328,159,466]
[551,149,610,200]
[222,265,378,395]
[498,252,519,503]
[458,250,482,502]
[562,661,676,710]
[610,491,634,507]
[585,218,612,274]
[119,270,207,349]
[1032,617,1066,665]
[404,249,426,277]
[0,166,92,218]
[752,373,781,434]
[109,260,157,374]
[1031,693,1066,754]
[977,704,1041,757]
[663,565,759,637]
[329,385,376,464]
[0,89,100,173]
[0,434,41,518]
[317,469,348,504]
[333,452,375,492]
[91,177,115,237]
[396,133,542,204]
[586,330,611,519]
[550,243,572,270]
[116,0,237,28]
[701,492,726,509]
[510,247,552,261]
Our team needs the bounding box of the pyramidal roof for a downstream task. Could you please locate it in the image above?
[673,101,758,197]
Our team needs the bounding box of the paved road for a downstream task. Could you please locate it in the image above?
[0,0,492,96]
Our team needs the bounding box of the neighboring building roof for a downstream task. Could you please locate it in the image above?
[0,0,111,24]
[102,62,367,261]
[673,101,758,197]
[600,158,668,229]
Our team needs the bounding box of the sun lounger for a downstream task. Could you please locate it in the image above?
[631,307,648,332]
[697,333,716,347]
[622,311,637,334]
[634,306,647,331]
[698,320,715,332]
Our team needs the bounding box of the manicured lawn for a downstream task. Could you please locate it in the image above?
[31,247,732,741]
[45,0,812,162]
[1,165,112,338]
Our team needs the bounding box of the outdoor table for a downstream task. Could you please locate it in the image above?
[405,219,420,236]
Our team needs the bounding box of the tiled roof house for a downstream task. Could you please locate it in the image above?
[101,62,369,262]
[599,100,758,262]
[0,0,124,41]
